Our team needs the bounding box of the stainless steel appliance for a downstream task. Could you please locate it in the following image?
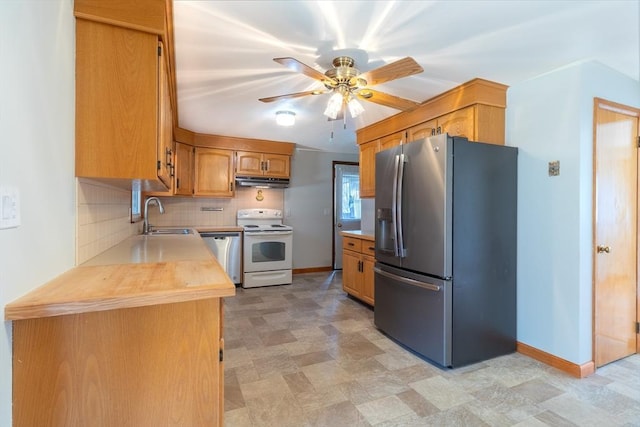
[200,231,242,284]
[237,209,293,288]
[374,134,517,368]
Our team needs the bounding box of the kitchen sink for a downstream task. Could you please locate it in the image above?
[144,228,193,235]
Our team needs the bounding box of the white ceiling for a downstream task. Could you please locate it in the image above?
[173,1,639,154]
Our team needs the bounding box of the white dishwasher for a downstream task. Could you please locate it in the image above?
[199,231,242,285]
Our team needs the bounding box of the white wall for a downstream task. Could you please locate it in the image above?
[0,1,76,424]
[508,60,640,365]
[284,149,358,269]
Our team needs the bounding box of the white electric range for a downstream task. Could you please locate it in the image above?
[237,209,293,288]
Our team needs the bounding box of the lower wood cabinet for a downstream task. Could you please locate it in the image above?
[12,298,225,426]
[342,234,375,306]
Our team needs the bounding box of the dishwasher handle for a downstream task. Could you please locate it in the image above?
[199,232,241,238]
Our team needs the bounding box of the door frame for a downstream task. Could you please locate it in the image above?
[332,161,359,270]
[592,97,640,365]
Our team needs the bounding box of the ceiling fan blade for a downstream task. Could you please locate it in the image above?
[356,89,420,111]
[274,57,336,84]
[259,90,327,103]
[358,57,423,86]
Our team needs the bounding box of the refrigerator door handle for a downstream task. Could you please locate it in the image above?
[396,153,406,258]
[374,267,441,292]
[391,154,400,257]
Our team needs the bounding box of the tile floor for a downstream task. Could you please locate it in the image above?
[223,272,640,426]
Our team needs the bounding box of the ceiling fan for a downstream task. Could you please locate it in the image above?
[259,55,424,120]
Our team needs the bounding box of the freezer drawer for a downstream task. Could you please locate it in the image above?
[374,263,452,367]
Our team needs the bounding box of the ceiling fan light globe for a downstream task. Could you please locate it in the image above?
[348,98,364,118]
[324,92,343,119]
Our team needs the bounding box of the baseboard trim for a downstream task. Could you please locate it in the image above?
[292,266,334,275]
[517,342,595,378]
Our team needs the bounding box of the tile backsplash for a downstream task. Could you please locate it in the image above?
[147,187,284,227]
[75,181,283,265]
[76,178,139,264]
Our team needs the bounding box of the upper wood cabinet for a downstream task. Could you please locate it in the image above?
[235,151,290,178]
[356,78,508,198]
[75,19,169,191]
[380,131,405,151]
[359,131,404,198]
[359,140,379,198]
[174,142,194,196]
[157,41,174,189]
[74,0,168,35]
[194,148,234,198]
[407,119,438,142]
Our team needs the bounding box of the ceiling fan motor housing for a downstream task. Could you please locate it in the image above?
[323,56,366,90]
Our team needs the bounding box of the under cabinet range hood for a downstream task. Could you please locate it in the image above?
[235,176,290,188]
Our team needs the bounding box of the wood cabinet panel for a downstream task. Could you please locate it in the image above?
[236,151,290,178]
[342,250,362,297]
[157,41,173,189]
[75,19,169,191]
[174,142,194,195]
[342,235,375,306]
[263,153,290,177]
[74,0,167,34]
[361,255,375,305]
[408,119,438,142]
[194,148,234,197]
[359,140,379,198]
[380,131,405,151]
[437,106,475,139]
[12,299,223,426]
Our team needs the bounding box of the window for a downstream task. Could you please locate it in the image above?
[131,180,142,223]
[340,171,361,220]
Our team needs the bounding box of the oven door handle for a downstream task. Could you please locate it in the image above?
[244,231,292,236]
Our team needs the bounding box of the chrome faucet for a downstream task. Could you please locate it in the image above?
[143,197,165,234]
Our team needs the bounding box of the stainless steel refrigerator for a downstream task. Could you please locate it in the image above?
[374,134,517,368]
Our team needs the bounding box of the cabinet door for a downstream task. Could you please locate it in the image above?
[408,119,438,142]
[194,148,234,197]
[359,140,379,198]
[342,250,362,297]
[380,131,404,151]
[174,142,194,196]
[75,20,161,183]
[157,42,173,189]
[263,154,290,178]
[437,106,475,140]
[235,151,263,176]
[361,255,376,306]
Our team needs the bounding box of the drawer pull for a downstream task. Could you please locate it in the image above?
[348,242,355,246]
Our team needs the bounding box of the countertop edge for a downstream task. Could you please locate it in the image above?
[5,233,237,322]
[5,284,236,321]
[341,230,375,241]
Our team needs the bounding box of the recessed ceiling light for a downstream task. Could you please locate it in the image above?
[275,110,296,126]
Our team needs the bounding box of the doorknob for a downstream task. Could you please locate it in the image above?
[337,223,342,228]
[596,245,611,253]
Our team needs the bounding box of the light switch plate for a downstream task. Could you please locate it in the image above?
[0,186,21,229]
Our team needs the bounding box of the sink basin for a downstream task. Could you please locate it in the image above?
[145,228,193,235]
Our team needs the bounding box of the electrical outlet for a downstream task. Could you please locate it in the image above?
[548,161,560,176]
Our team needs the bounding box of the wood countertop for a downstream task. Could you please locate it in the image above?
[340,230,375,241]
[5,232,236,321]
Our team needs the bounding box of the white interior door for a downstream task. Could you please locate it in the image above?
[334,163,361,269]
